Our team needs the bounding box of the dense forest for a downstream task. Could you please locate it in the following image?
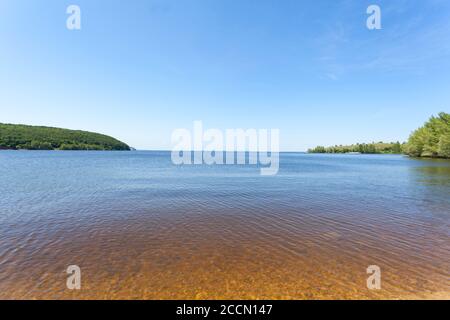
[0,123,130,151]
[308,112,450,159]
[308,142,404,154]
[404,112,450,158]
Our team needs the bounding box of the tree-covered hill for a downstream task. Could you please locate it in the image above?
[405,112,450,158]
[0,123,130,151]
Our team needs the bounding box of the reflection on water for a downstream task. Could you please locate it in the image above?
[414,161,450,186]
[0,151,449,299]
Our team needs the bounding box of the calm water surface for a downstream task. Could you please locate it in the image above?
[0,151,449,299]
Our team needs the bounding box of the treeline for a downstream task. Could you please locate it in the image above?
[404,112,450,158]
[308,142,403,154]
[0,123,130,151]
[308,112,450,159]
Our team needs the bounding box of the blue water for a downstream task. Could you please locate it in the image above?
[0,151,449,299]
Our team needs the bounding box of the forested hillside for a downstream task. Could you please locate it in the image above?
[0,123,130,151]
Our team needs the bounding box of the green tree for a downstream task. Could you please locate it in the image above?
[438,133,450,158]
[406,112,450,158]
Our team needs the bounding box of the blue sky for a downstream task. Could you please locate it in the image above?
[1,0,449,151]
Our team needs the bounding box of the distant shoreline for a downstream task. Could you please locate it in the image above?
[308,112,450,159]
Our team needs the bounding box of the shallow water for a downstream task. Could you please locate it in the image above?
[0,151,449,299]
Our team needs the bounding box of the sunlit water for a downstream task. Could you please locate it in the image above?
[0,151,449,299]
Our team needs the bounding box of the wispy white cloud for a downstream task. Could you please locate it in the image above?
[315,0,450,78]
